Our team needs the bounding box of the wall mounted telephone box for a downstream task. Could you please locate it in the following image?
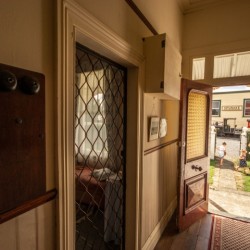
[0,63,46,214]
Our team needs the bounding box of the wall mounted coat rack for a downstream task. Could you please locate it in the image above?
[0,63,45,214]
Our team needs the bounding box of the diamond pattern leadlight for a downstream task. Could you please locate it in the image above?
[75,44,126,250]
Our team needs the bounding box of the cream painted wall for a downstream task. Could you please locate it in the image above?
[134,0,183,50]
[0,0,56,249]
[212,92,250,128]
[74,0,184,52]
[183,0,250,50]
[0,0,55,190]
[144,94,179,150]
[74,0,152,54]
[182,0,250,82]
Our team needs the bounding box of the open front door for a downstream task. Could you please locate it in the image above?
[178,79,212,231]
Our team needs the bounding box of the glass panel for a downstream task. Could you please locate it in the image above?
[235,52,250,77]
[244,100,250,116]
[213,51,250,78]
[75,44,126,250]
[213,54,233,78]
[192,57,205,80]
[212,100,220,117]
[212,109,219,116]
[212,100,220,109]
[186,92,207,160]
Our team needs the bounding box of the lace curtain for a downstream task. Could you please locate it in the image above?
[75,69,124,171]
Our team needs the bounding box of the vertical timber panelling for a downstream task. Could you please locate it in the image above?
[36,200,56,250]
[142,142,178,246]
[0,200,55,250]
[0,218,16,250]
[142,150,161,244]
[17,210,37,250]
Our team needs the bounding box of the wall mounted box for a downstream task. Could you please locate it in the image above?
[0,63,45,214]
[143,33,182,100]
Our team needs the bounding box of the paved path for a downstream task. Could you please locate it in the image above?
[209,157,250,221]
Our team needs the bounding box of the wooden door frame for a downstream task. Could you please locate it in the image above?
[56,0,144,249]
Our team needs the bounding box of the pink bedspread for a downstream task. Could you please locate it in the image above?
[75,166,106,209]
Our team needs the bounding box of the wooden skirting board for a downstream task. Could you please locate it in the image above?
[142,196,177,250]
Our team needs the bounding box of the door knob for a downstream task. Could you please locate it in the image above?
[191,165,202,171]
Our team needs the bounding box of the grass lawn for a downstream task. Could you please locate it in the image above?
[242,161,250,192]
[209,159,216,185]
[235,160,250,192]
[243,175,250,192]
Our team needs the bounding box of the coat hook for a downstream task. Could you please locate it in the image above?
[0,69,17,91]
[20,76,40,95]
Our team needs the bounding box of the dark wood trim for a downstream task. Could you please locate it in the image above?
[125,0,158,35]
[144,139,178,155]
[0,189,57,224]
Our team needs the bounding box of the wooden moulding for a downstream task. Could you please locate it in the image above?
[0,188,57,224]
[144,139,178,155]
[125,0,158,35]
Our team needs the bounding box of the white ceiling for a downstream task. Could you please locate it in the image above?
[178,0,233,13]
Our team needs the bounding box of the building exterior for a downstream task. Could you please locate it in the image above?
[1,1,250,250]
[212,86,250,129]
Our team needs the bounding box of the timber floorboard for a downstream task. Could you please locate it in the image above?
[154,213,213,250]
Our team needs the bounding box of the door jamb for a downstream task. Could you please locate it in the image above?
[56,0,144,249]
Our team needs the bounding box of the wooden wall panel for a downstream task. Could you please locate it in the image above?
[0,200,55,250]
[141,142,178,246]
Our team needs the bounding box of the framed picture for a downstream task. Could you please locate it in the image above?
[159,118,167,138]
[149,117,160,141]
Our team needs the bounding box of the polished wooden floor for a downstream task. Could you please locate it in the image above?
[154,213,213,250]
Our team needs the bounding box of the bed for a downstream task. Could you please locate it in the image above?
[75,165,106,210]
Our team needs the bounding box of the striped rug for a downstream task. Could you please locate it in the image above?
[210,215,250,250]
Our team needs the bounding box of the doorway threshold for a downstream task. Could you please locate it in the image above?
[208,209,250,222]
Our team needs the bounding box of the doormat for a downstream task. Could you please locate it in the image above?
[210,215,250,250]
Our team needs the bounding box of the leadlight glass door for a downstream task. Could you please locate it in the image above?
[75,43,126,250]
[178,79,212,231]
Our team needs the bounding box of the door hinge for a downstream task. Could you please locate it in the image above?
[178,141,186,147]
